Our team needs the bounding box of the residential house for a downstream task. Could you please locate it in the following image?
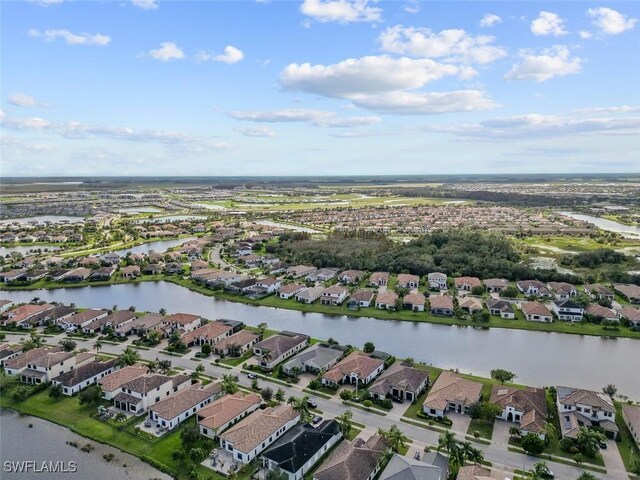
[64,267,93,282]
[486,299,515,319]
[397,274,420,289]
[339,270,365,285]
[556,386,618,439]
[490,386,548,438]
[548,282,577,299]
[458,296,482,313]
[2,303,55,327]
[483,278,509,293]
[213,329,261,357]
[4,345,63,377]
[583,284,615,301]
[56,308,108,333]
[121,265,141,279]
[253,331,310,370]
[0,269,26,283]
[585,304,619,322]
[261,420,342,480]
[197,392,263,440]
[552,299,584,322]
[287,265,316,279]
[307,268,340,282]
[227,278,257,295]
[98,364,148,401]
[617,306,640,328]
[143,264,163,275]
[164,313,202,334]
[379,453,448,480]
[312,435,389,480]
[614,284,640,303]
[403,293,426,312]
[282,344,344,376]
[320,286,349,305]
[455,277,482,292]
[53,358,119,396]
[368,361,429,403]
[422,371,482,418]
[219,404,300,464]
[118,313,166,337]
[456,465,492,480]
[79,256,101,268]
[278,283,307,299]
[83,310,137,335]
[253,277,281,294]
[521,301,553,322]
[429,296,454,316]
[295,287,324,304]
[181,320,233,347]
[428,272,447,291]
[375,292,398,310]
[0,344,22,367]
[20,350,76,384]
[321,351,385,388]
[517,280,550,297]
[90,266,117,280]
[347,290,375,310]
[20,304,76,328]
[369,272,389,287]
[621,404,640,447]
[112,373,191,414]
[148,382,223,431]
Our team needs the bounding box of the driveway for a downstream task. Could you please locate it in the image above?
[491,419,512,446]
[600,438,627,476]
[447,412,472,435]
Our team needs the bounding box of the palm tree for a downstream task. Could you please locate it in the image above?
[576,427,605,457]
[509,426,522,439]
[93,339,103,354]
[437,430,457,453]
[195,364,205,375]
[461,442,483,464]
[288,395,311,422]
[378,425,409,453]
[542,421,557,445]
[336,410,353,438]
[602,384,617,399]
[222,374,239,394]
[528,461,551,480]
[146,361,158,374]
[116,347,141,367]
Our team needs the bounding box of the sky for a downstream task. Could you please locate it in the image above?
[1,0,639,176]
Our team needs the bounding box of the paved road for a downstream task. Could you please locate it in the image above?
[209,245,235,271]
[5,331,630,480]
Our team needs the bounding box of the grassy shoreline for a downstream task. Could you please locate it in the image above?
[2,276,640,339]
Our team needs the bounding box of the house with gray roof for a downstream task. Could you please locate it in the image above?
[556,385,618,439]
[253,331,310,371]
[313,434,389,480]
[281,344,345,376]
[53,358,118,396]
[379,452,448,480]
[368,362,429,403]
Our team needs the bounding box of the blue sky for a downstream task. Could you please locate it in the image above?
[1,0,639,176]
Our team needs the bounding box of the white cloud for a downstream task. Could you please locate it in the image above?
[424,113,640,139]
[579,30,593,39]
[229,108,381,127]
[131,0,158,9]
[26,0,63,6]
[0,112,231,152]
[8,93,40,107]
[587,7,637,35]
[1,135,55,153]
[147,42,185,61]
[28,29,111,46]
[300,0,382,24]
[530,11,568,36]
[235,126,276,137]
[480,13,501,28]
[280,55,497,115]
[196,45,244,64]
[577,105,640,114]
[403,1,419,14]
[505,46,583,82]
[379,26,507,64]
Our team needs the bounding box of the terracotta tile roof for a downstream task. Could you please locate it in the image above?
[197,392,262,431]
[213,330,259,351]
[278,283,306,295]
[98,364,147,392]
[376,292,398,305]
[181,321,232,345]
[457,465,492,480]
[490,386,548,433]
[397,274,420,286]
[455,277,482,288]
[423,371,482,411]
[322,351,384,383]
[403,293,426,305]
[521,301,552,317]
[430,295,453,310]
[220,404,298,454]
[166,313,201,325]
[150,382,222,420]
[368,362,429,397]
[4,345,63,370]
[313,435,388,480]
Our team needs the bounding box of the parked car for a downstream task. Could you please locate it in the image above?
[247,373,257,379]
[599,439,607,449]
[307,399,317,408]
[312,415,322,425]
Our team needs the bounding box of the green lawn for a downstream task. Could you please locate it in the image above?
[615,402,640,474]
[467,418,494,440]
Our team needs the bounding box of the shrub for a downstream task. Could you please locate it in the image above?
[521,433,545,455]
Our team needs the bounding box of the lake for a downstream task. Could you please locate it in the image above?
[0,216,84,225]
[0,246,60,256]
[3,282,639,400]
[560,212,640,239]
[109,237,197,256]
[0,409,170,480]
[133,215,206,224]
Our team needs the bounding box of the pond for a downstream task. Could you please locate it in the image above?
[560,212,640,238]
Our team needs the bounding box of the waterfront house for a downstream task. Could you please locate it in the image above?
[84,310,137,334]
[163,313,202,334]
[261,420,342,480]
[320,285,349,305]
[486,299,515,319]
[428,272,447,291]
[455,277,482,292]
[556,386,618,439]
[213,329,261,357]
[2,303,55,328]
[483,278,509,293]
[375,291,398,310]
[583,284,615,301]
[403,293,426,312]
[219,404,299,464]
[617,306,640,328]
[422,371,482,418]
[585,304,619,322]
[397,274,420,289]
[490,386,548,438]
[321,351,384,388]
[58,308,108,333]
[295,287,323,304]
[4,345,63,377]
[278,283,307,299]
[90,266,117,280]
[0,269,27,283]
[64,267,93,282]
[281,344,345,376]
[181,320,233,347]
[347,290,375,309]
[53,358,118,396]
[20,349,76,384]
[112,373,191,414]
[197,391,263,440]
[99,364,148,401]
[121,265,141,279]
[429,295,454,316]
[148,382,223,431]
[253,331,310,371]
[614,283,640,303]
[312,434,389,480]
[552,299,584,322]
[100,253,120,266]
[521,301,553,322]
[621,404,640,447]
[253,277,281,294]
[368,361,429,403]
[458,296,482,314]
